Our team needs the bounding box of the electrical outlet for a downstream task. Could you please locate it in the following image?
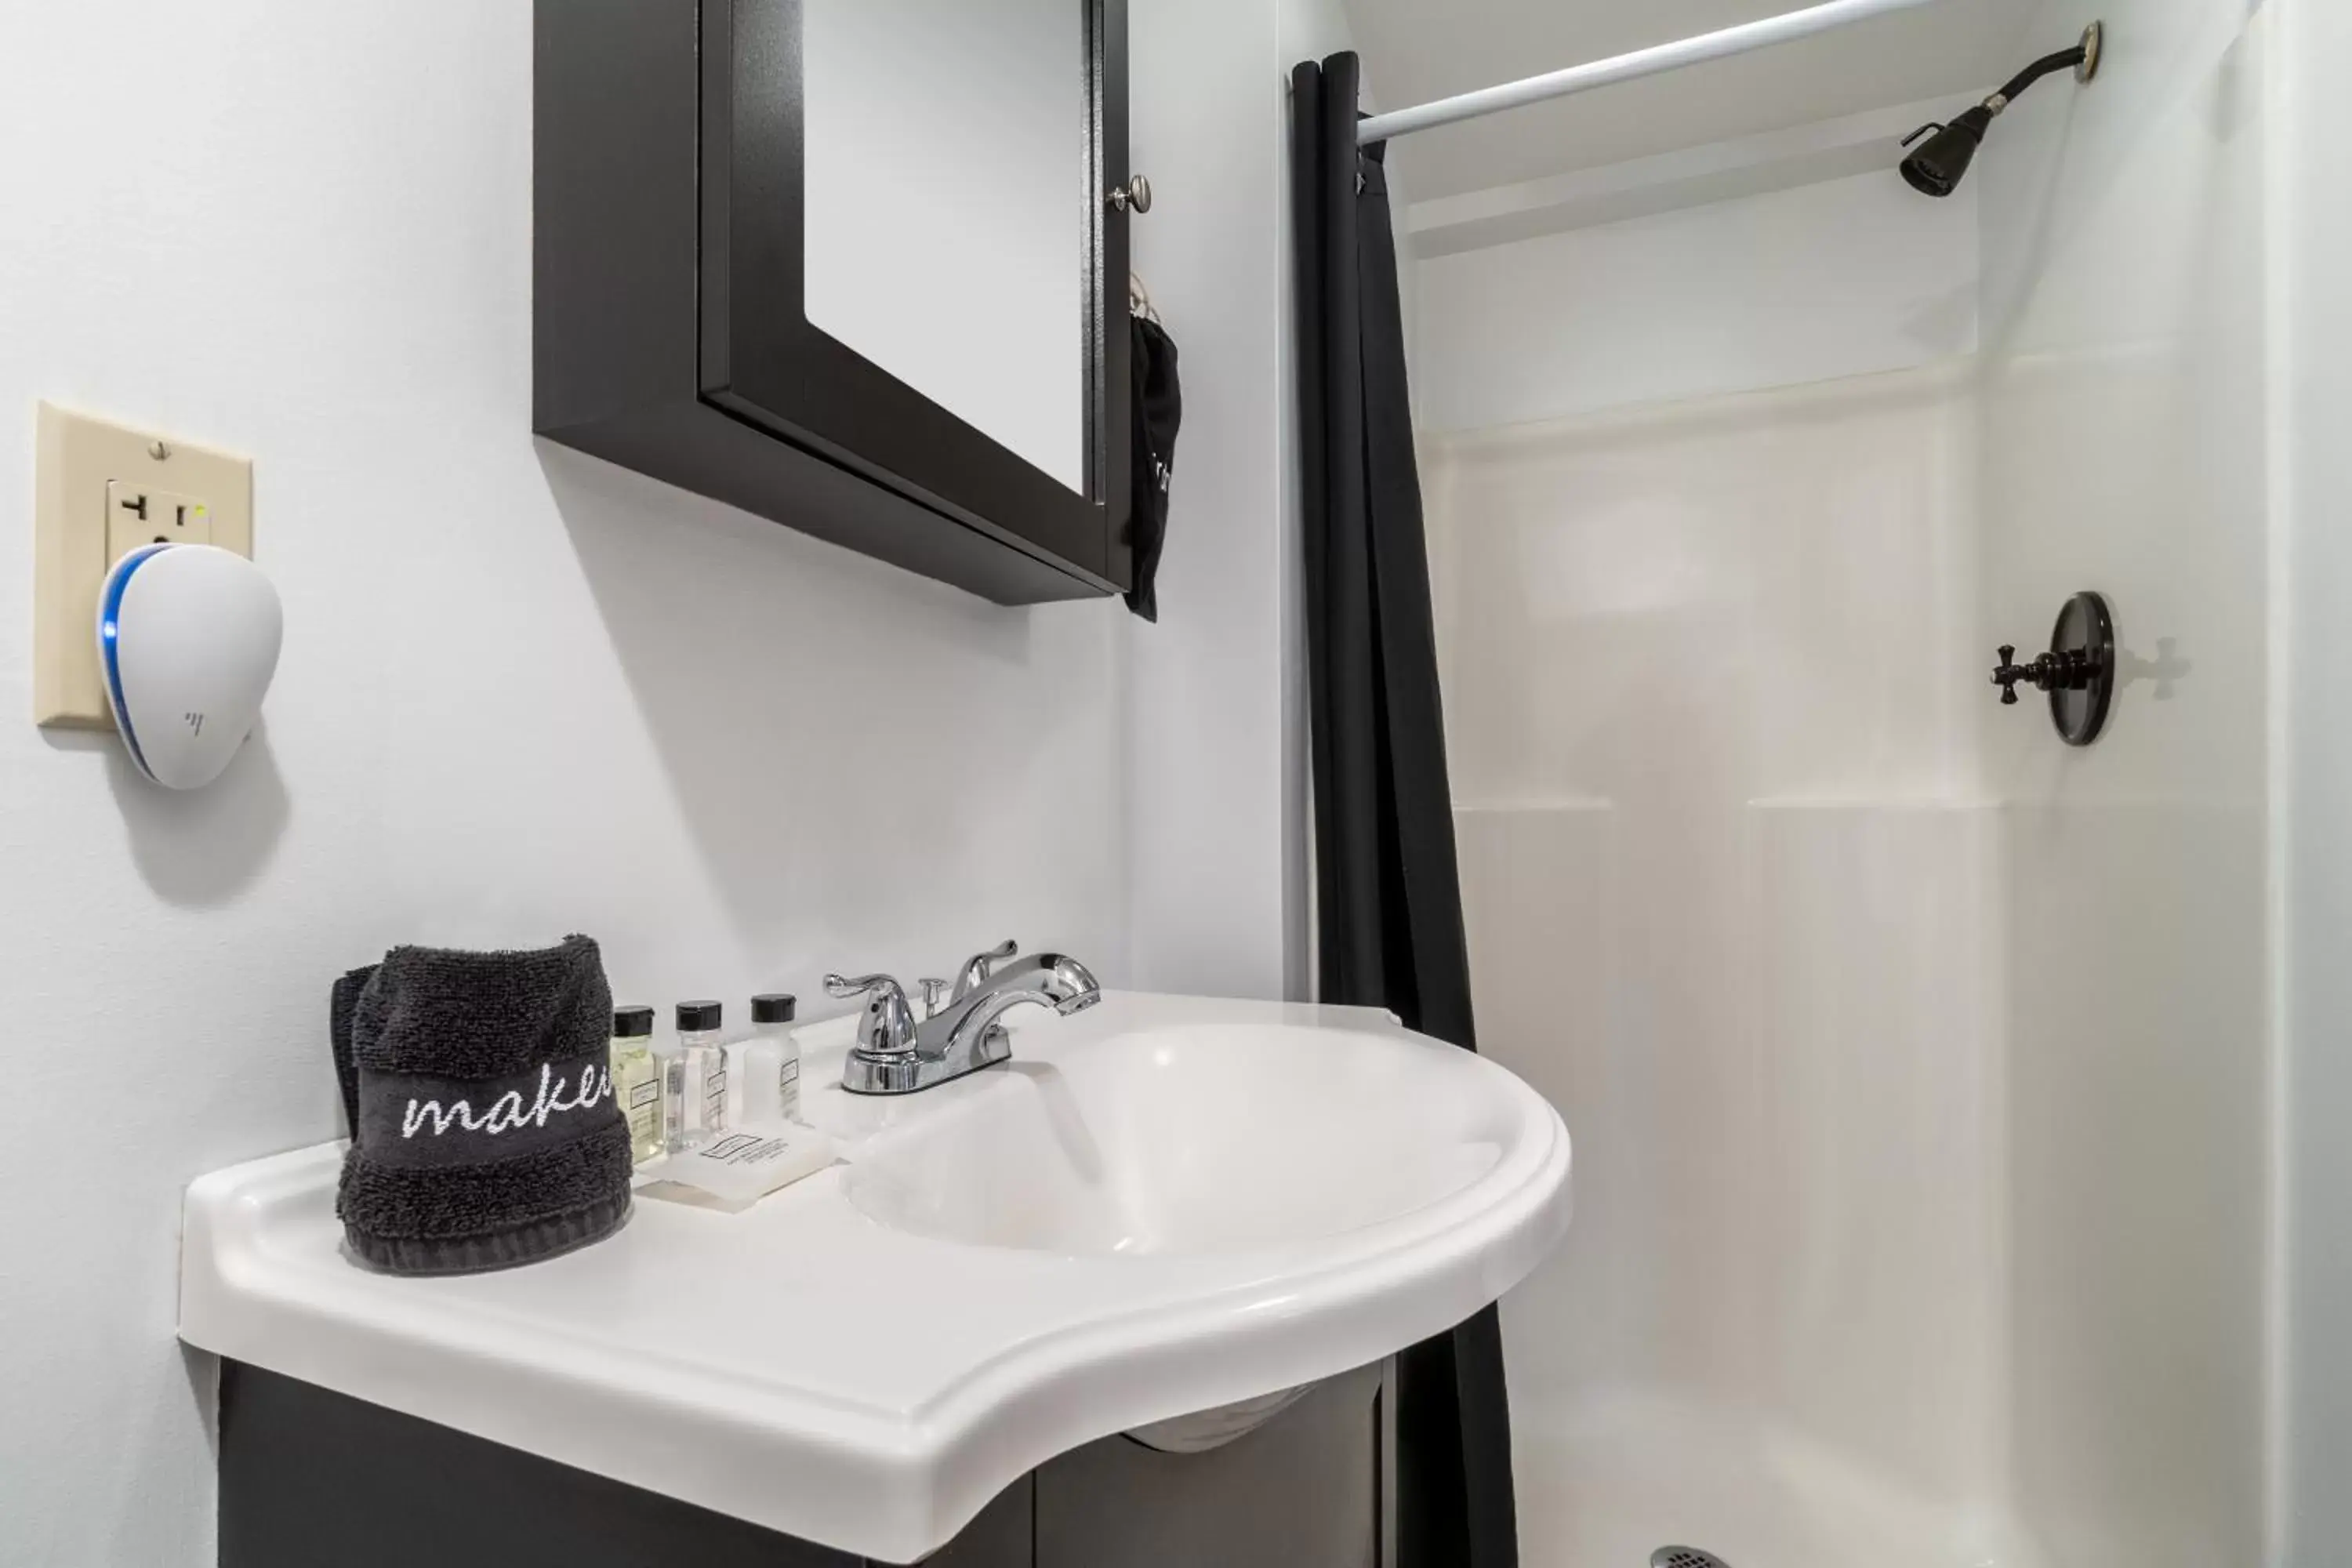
[104,481,218,562]
[34,403,253,729]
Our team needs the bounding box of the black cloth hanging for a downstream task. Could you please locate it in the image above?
[1125,311,1182,622]
[1290,51,1519,1568]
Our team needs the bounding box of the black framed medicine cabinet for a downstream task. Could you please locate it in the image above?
[535,0,1133,605]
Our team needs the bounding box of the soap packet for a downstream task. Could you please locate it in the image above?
[638,1122,838,1212]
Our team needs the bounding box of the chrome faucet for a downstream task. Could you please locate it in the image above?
[826,942,1101,1095]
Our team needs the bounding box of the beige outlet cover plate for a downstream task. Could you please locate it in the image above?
[34,402,254,728]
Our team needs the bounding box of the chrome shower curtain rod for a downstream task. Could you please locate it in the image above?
[1356,0,1943,144]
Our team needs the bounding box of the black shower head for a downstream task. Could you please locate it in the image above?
[1900,105,1994,198]
[1899,20,2103,198]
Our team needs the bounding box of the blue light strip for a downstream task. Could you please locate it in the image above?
[99,543,172,782]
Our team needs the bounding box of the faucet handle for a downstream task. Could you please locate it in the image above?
[824,971,898,999]
[951,939,1019,1003]
[823,973,919,1056]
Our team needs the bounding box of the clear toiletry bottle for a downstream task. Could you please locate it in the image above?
[663,1000,729,1154]
[740,993,801,1123]
[608,1005,663,1167]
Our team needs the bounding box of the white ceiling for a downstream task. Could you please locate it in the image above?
[1344,0,2046,201]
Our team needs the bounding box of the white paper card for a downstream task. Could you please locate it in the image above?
[640,1123,838,1210]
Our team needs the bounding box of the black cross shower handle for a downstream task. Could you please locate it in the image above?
[1990,642,2103,705]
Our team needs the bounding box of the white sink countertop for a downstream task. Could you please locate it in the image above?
[180,991,1572,1562]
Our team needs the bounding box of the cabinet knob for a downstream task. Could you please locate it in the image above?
[1108,175,1152,214]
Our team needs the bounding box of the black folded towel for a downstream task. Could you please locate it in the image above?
[1124,311,1182,623]
[328,962,374,1135]
[334,935,633,1275]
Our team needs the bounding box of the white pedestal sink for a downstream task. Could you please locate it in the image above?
[180,993,1571,1562]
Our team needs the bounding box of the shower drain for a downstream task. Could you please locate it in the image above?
[1651,1550,1733,1568]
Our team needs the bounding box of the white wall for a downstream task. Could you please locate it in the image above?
[1123,0,1348,1002]
[1414,170,1979,434]
[1973,2,2272,1563]
[1123,0,1285,1000]
[0,3,1300,1563]
[2277,0,2352,1560]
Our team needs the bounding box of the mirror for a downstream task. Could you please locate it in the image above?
[803,0,1089,494]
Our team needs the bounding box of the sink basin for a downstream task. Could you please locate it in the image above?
[843,1024,1510,1257]
[180,992,1569,1563]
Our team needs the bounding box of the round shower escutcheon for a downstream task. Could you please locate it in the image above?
[1988,590,2118,746]
[2047,589,2116,746]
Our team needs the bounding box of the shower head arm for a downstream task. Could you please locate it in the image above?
[1987,39,2093,113]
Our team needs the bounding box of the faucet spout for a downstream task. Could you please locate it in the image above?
[932,953,1102,1062]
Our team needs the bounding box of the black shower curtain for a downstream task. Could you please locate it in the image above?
[1290,51,1519,1568]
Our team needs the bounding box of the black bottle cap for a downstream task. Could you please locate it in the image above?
[750,993,798,1025]
[676,1000,724,1032]
[612,1006,655,1038]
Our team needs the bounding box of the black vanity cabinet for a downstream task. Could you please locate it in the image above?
[534,0,1133,604]
[218,1360,1392,1567]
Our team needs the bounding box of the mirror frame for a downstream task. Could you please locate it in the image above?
[697,0,1131,591]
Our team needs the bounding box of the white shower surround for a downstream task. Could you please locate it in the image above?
[1429,367,2004,1568]
[1415,0,2276,1559]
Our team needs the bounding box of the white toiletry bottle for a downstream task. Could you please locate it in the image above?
[608,1005,663,1167]
[739,993,801,1123]
[663,1000,729,1154]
